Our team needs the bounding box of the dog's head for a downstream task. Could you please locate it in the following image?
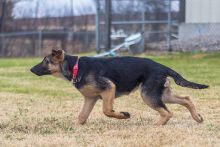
[30,49,65,76]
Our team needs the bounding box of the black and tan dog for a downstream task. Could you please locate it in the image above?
[31,49,208,125]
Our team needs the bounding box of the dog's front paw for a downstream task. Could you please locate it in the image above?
[120,112,131,119]
[77,120,86,125]
[77,116,87,125]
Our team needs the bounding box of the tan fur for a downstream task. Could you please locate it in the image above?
[77,74,102,124]
[48,63,61,73]
[100,80,129,119]
[52,72,67,80]
[46,50,66,79]
[164,77,171,87]
[141,89,172,125]
[78,74,100,98]
[59,50,65,61]
[140,77,203,125]
[52,49,65,62]
[78,76,130,123]
[162,78,203,123]
[78,97,98,124]
[79,84,101,98]
[47,60,67,80]
[154,107,172,125]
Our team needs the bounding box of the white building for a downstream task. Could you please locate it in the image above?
[179,0,220,40]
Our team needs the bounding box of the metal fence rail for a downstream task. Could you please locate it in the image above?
[0,30,95,57]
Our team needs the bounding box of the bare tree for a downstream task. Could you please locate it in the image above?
[0,0,15,32]
[0,0,7,32]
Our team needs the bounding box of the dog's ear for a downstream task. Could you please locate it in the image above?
[52,48,64,62]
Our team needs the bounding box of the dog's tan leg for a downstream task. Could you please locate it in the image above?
[78,98,98,124]
[162,88,203,123]
[141,85,172,125]
[154,107,173,125]
[100,82,130,119]
[175,95,203,123]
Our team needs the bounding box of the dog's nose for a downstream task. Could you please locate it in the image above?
[30,66,42,76]
[30,67,38,75]
[30,67,34,73]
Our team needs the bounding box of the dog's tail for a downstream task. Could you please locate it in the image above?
[166,68,209,89]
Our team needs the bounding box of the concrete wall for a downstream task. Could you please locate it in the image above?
[186,0,220,23]
[179,23,220,40]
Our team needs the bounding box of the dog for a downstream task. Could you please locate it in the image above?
[30,49,208,125]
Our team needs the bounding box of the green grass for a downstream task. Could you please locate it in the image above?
[0,58,79,99]
[0,52,220,146]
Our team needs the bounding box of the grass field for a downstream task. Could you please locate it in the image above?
[0,53,220,146]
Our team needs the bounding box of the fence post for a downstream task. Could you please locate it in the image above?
[105,0,111,51]
[179,0,186,23]
[96,0,100,53]
[85,32,89,51]
[141,4,145,52]
[167,0,172,52]
[0,34,5,57]
[38,30,42,56]
[0,34,2,57]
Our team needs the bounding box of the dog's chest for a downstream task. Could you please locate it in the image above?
[78,84,101,98]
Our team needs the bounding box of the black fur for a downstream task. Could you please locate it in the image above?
[120,112,131,118]
[167,68,209,89]
[62,54,208,92]
[31,53,209,110]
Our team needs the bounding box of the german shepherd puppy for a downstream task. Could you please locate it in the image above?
[31,49,208,125]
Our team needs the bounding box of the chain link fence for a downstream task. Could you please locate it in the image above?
[1,0,182,57]
[0,0,96,57]
[1,0,220,57]
[0,30,95,57]
[96,0,180,53]
[148,23,220,52]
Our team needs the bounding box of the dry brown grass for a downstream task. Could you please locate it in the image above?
[0,90,219,146]
[0,54,219,146]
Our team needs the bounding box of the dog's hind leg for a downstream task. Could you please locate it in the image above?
[78,97,98,124]
[100,80,130,119]
[162,88,203,123]
[141,82,172,125]
[141,93,172,125]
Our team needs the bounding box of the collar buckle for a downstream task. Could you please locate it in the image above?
[72,76,81,84]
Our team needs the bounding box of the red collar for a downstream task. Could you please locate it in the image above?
[72,57,79,80]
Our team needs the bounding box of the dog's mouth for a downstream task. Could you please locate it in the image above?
[30,64,51,76]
